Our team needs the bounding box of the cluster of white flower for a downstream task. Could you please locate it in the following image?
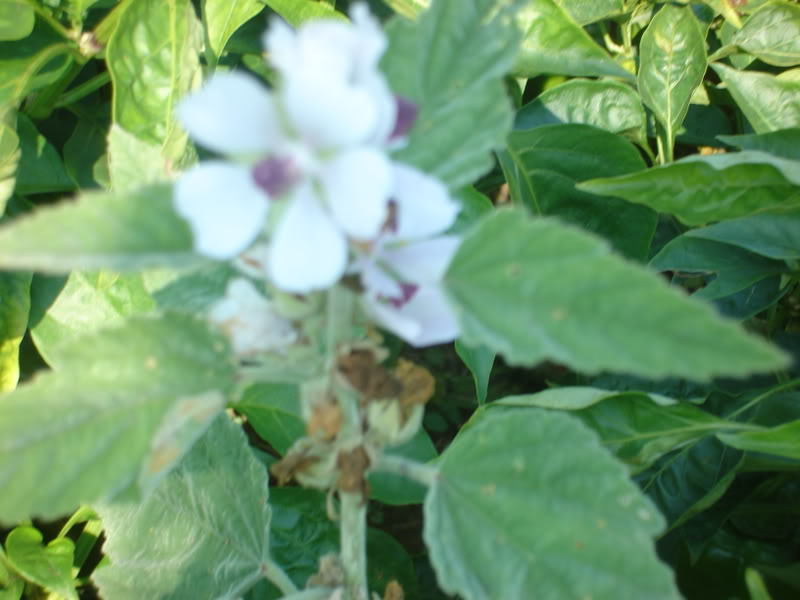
[174,5,461,350]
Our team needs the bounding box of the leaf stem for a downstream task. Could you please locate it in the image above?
[375,454,439,487]
[340,492,369,600]
[262,558,299,595]
[54,72,111,108]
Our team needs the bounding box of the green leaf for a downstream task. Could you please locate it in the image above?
[496,388,735,472]
[30,271,156,369]
[516,79,647,146]
[204,0,263,57]
[0,313,234,522]
[149,263,236,313]
[718,419,800,460]
[638,5,707,157]
[369,427,437,505]
[729,1,800,67]
[0,115,19,214]
[93,415,272,600]
[106,0,202,153]
[444,209,788,380]
[554,0,624,25]
[0,270,30,391]
[382,0,523,188]
[637,437,743,529]
[650,236,787,300]
[0,0,34,41]
[4,527,76,600]
[580,151,800,226]
[425,407,681,600]
[455,339,494,406]
[719,128,800,161]
[63,108,108,189]
[15,113,74,195]
[107,124,166,191]
[685,212,800,260]
[0,22,73,106]
[0,183,197,273]
[712,63,800,133]
[234,382,304,455]
[515,0,631,79]
[502,124,656,260]
[715,275,787,320]
[450,186,492,234]
[261,0,344,26]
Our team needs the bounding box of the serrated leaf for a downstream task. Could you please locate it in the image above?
[93,415,271,600]
[0,269,30,391]
[650,235,787,300]
[382,0,523,188]
[685,212,800,260]
[0,184,197,273]
[554,0,624,25]
[718,419,800,460]
[729,1,800,67]
[515,0,631,79]
[496,388,736,472]
[444,209,788,380]
[234,382,304,455]
[0,314,234,523]
[638,4,707,156]
[261,0,343,27]
[719,128,800,161]
[31,271,155,369]
[4,527,76,600]
[637,437,743,529]
[516,79,647,146]
[0,0,34,42]
[712,63,800,133]
[107,124,166,191]
[106,0,202,154]
[204,0,264,57]
[455,339,494,406]
[15,113,73,195]
[0,22,73,106]
[580,151,800,225]
[502,124,656,260]
[425,407,681,600]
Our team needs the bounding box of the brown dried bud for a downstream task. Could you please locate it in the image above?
[384,581,404,600]
[336,445,371,497]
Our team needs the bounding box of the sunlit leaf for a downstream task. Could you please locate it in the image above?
[4,527,76,600]
[425,407,681,600]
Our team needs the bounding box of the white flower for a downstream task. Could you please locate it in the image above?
[265,3,396,148]
[358,166,463,347]
[209,278,297,356]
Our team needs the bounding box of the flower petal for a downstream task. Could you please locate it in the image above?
[178,72,283,156]
[392,164,460,239]
[174,162,269,259]
[268,184,348,292]
[322,148,392,240]
[365,285,459,347]
[382,236,462,284]
[282,74,378,149]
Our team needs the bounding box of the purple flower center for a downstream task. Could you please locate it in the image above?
[251,156,297,197]
[389,96,419,141]
[385,282,419,309]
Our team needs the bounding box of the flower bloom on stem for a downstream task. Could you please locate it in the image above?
[173,4,464,345]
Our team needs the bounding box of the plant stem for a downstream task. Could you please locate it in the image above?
[340,492,368,600]
[262,558,299,596]
[375,454,439,487]
[281,589,337,600]
[55,72,111,108]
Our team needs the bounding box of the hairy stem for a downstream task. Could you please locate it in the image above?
[262,558,298,596]
[375,454,439,488]
[340,492,369,600]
